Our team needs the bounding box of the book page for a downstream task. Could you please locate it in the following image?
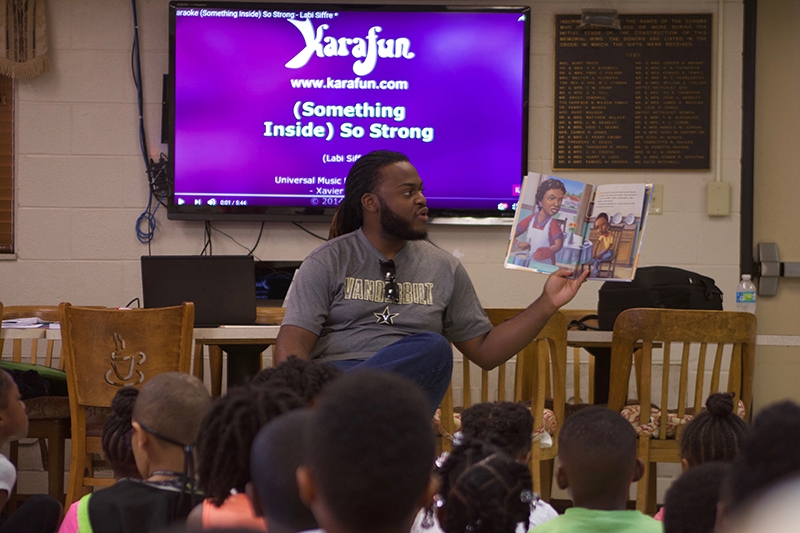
[504,173,593,277]
[581,183,651,281]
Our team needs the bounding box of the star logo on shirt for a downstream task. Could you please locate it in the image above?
[374,306,399,325]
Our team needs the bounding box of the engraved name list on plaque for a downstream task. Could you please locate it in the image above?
[554,14,712,170]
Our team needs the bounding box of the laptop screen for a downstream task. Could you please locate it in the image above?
[141,255,257,327]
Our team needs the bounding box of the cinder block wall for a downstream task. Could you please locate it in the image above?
[1,0,744,503]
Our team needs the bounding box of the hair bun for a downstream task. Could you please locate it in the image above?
[706,392,735,417]
[111,387,139,419]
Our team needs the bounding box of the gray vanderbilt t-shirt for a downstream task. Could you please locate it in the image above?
[282,229,493,362]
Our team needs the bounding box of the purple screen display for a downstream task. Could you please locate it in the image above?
[171,4,528,213]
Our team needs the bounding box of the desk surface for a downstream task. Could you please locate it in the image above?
[2,326,799,348]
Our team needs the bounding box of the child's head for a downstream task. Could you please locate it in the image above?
[556,405,641,509]
[248,408,318,533]
[297,370,436,533]
[434,438,533,533]
[131,372,212,478]
[250,355,341,405]
[103,387,141,480]
[664,462,729,533]
[459,402,533,462]
[197,383,303,506]
[680,392,747,470]
[727,400,800,508]
[0,370,27,443]
[534,178,566,214]
[594,213,610,234]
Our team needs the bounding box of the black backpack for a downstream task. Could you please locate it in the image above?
[597,266,723,331]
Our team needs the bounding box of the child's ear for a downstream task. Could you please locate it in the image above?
[246,482,264,518]
[632,458,645,483]
[680,458,691,473]
[296,465,317,507]
[131,421,147,449]
[130,421,150,478]
[522,451,532,465]
[555,464,569,490]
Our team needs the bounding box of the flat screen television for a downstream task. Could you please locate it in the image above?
[167,2,530,223]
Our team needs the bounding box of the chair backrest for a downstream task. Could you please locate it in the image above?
[255,306,285,325]
[1,305,61,368]
[608,308,757,437]
[488,310,567,442]
[60,303,194,408]
[482,310,567,451]
[482,309,567,407]
[438,310,567,453]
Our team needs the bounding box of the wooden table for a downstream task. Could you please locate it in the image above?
[0,324,788,347]
[6,325,799,399]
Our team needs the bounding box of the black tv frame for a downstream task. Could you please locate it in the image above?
[166,2,531,224]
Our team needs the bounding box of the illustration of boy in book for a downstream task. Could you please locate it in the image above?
[512,178,566,265]
[587,212,614,277]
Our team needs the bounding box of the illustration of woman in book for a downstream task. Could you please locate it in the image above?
[512,178,566,265]
[587,212,614,276]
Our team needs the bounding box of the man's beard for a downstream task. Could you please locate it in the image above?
[378,196,427,241]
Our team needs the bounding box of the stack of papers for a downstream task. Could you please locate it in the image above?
[1,317,54,329]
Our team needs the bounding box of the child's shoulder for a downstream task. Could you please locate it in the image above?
[86,479,194,532]
[529,508,662,533]
[0,453,16,492]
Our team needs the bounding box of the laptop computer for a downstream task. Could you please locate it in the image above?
[141,255,257,327]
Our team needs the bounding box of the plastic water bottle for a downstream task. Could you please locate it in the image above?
[735,274,756,314]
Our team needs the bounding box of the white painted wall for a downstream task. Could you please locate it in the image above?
[1,0,743,313]
[0,0,744,503]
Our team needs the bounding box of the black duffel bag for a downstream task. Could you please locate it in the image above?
[597,266,723,330]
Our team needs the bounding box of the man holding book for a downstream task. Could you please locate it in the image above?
[275,150,588,413]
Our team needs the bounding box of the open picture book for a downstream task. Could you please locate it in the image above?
[504,173,652,281]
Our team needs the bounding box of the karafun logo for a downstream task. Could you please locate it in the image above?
[285,19,415,76]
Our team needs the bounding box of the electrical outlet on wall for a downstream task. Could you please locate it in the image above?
[707,182,731,216]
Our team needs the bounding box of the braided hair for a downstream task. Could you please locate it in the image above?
[102,387,140,479]
[680,392,747,466]
[434,438,533,533]
[459,402,533,461]
[328,150,410,239]
[196,384,303,506]
[727,400,800,507]
[250,355,342,405]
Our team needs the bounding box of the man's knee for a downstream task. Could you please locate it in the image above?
[411,332,453,362]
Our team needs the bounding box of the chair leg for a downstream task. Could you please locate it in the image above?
[193,342,205,382]
[209,346,223,398]
[38,438,49,471]
[529,443,554,503]
[8,441,18,470]
[46,422,68,504]
[66,446,88,507]
[530,453,542,501]
[646,462,658,514]
[538,459,554,502]
[635,437,651,513]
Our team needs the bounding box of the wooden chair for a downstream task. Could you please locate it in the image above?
[60,302,194,505]
[0,305,69,505]
[438,310,567,501]
[193,307,285,398]
[607,308,757,513]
